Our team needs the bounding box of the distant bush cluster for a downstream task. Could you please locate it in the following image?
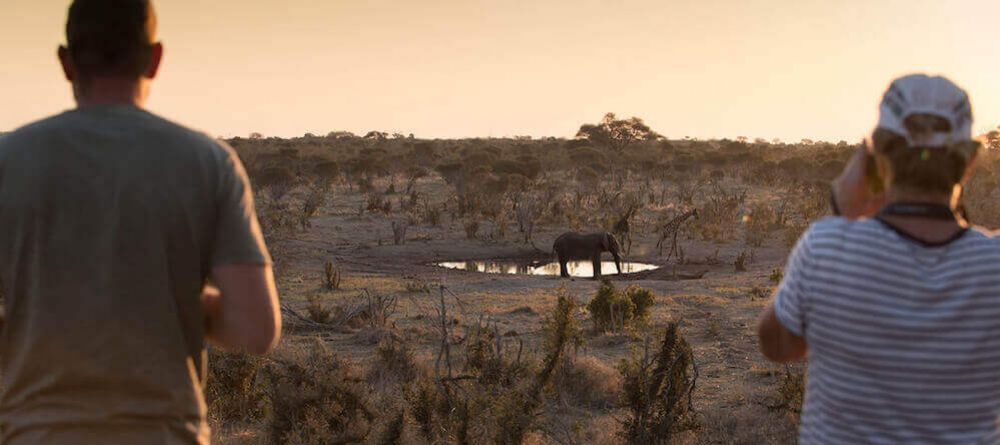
[229,116,859,258]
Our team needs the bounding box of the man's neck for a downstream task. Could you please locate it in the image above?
[74,78,146,108]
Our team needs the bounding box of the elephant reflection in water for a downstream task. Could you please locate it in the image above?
[552,232,622,278]
[462,261,533,275]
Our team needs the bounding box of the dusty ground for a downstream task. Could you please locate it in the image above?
[224,175,803,444]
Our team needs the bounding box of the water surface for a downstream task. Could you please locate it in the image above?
[436,260,659,278]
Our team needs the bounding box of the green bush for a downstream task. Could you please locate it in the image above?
[587,281,657,332]
[626,286,656,321]
[769,267,784,284]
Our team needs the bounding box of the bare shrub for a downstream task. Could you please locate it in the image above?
[734,250,749,272]
[366,193,391,214]
[706,318,722,340]
[695,405,797,445]
[323,261,342,291]
[265,340,374,444]
[306,294,333,324]
[675,180,703,205]
[391,220,408,245]
[516,197,539,246]
[773,365,805,418]
[402,288,584,445]
[744,201,784,248]
[693,184,746,242]
[367,337,418,388]
[357,290,399,330]
[748,286,769,301]
[373,411,405,445]
[404,277,431,293]
[492,214,510,241]
[618,323,699,444]
[298,184,326,230]
[257,200,298,240]
[206,348,266,425]
[422,203,443,227]
[464,219,480,240]
[493,293,583,445]
[255,166,296,201]
[782,221,808,248]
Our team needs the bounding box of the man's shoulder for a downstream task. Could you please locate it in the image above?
[0,112,74,147]
[0,108,233,161]
[130,110,232,157]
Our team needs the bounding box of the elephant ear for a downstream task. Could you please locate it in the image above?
[604,232,615,251]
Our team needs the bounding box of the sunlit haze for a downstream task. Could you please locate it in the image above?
[3,0,999,141]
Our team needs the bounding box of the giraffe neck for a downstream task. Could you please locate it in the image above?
[672,210,695,227]
[660,210,694,235]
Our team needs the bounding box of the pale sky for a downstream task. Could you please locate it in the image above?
[2,0,999,142]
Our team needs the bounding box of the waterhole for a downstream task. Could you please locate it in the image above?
[436,260,660,278]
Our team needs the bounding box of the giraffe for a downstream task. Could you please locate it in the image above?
[612,205,639,256]
[656,208,699,259]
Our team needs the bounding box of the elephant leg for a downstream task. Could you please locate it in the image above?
[592,255,602,279]
[560,259,569,278]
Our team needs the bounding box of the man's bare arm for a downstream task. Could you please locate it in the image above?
[757,304,807,363]
[203,264,281,354]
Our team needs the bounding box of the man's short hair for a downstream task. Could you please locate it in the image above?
[66,0,157,80]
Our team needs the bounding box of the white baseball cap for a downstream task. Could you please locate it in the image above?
[876,74,974,148]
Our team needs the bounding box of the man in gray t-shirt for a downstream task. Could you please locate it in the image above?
[0,1,281,443]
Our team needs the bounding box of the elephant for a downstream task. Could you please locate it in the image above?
[552,232,623,278]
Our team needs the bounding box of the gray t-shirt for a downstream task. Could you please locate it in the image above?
[0,105,269,444]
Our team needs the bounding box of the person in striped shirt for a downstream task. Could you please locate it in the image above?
[758,74,998,444]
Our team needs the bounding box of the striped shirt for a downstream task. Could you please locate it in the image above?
[775,216,1000,445]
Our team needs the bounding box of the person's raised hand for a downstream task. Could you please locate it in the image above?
[831,142,886,219]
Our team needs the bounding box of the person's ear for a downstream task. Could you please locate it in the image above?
[960,144,979,185]
[57,46,75,82]
[144,42,163,79]
[874,153,891,188]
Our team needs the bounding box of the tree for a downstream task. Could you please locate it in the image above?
[327,131,357,140]
[576,113,661,153]
[986,128,1000,151]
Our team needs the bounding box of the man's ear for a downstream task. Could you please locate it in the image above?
[57,46,75,82]
[144,42,163,79]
